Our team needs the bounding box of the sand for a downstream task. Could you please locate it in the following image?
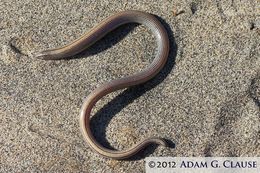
[0,0,259,172]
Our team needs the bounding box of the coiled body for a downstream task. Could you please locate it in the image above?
[34,10,169,159]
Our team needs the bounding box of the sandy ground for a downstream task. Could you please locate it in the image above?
[0,0,259,172]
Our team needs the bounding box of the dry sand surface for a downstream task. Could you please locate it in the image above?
[0,0,259,172]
